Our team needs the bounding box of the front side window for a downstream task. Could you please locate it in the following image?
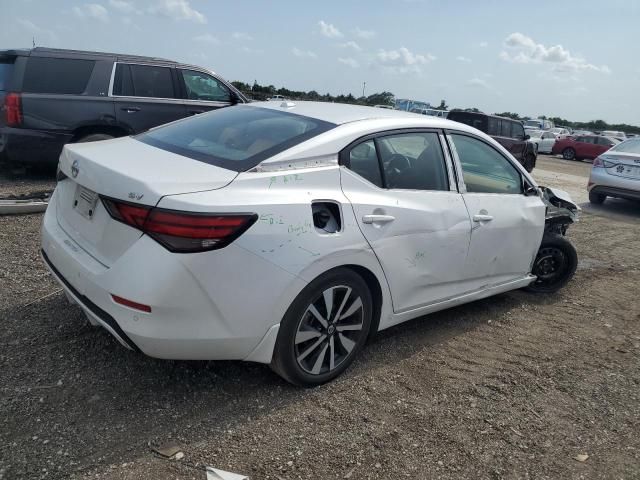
[512,122,525,140]
[450,134,523,194]
[23,57,95,94]
[113,63,176,99]
[377,132,449,191]
[138,105,335,171]
[180,70,231,102]
[596,136,614,146]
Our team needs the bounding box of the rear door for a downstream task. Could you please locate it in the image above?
[540,132,556,153]
[575,136,597,159]
[177,68,233,116]
[111,63,186,133]
[340,130,473,312]
[595,136,616,157]
[447,132,545,287]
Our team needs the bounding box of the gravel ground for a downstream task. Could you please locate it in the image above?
[0,169,56,199]
[1,158,639,480]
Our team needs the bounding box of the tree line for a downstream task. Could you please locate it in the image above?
[232,81,639,134]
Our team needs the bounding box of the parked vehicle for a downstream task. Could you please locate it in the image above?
[528,130,558,154]
[572,130,594,136]
[0,47,246,168]
[548,127,570,138]
[588,138,640,204]
[268,95,286,101]
[374,104,394,110]
[41,101,578,385]
[447,111,537,172]
[524,118,554,130]
[600,130,627,142]
[552,135,620,161]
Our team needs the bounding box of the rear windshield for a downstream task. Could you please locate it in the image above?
[137,106,336,172]
[23,57,95,94]
[0,61,13,91]
[611,138,640,154]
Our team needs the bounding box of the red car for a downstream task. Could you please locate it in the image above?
[552,135,619,161]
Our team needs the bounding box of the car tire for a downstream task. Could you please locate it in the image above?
[525,234,577,294]
[562,148,576,161]
[524,153,536,173]
[75,133,115,143]
[589,190,606,204]
[271,268,373,386]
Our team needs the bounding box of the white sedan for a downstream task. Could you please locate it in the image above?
[42,101,568,385]
[529,131,560,154]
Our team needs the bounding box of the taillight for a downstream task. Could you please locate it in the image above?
[102,198,257,253]
[592,157,604,168]
[5,93,22,126]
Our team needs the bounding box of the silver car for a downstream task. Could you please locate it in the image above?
[588,138,640,204]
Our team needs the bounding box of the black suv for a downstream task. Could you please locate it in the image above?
[447,111,537,172]
[0,47,246,169]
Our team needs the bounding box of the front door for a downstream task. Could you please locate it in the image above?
[447,133,546,287]
[112,63,186,133]
[340,131,472,313]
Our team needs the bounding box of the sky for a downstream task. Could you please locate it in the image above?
[2,0,639,125]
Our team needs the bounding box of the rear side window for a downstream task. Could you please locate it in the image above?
[113,63,176,98]
[348,140,383,187]
[137,105,335,171]
[0,61,14,91]
[23,57,95,94]
[488,117,499,136]
[500,120,511,137]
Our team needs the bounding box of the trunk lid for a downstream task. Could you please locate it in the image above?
[601,152,640,180]
[55,136,238,265]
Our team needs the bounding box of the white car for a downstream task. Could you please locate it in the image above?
[42,101,570,385]
[549,128,570,138]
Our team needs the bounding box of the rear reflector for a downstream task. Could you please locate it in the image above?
[102,197,257,253]
[112,294,152,313]
[5,93,22,127]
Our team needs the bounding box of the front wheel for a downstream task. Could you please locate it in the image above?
[271,268,372,386]
[526,234,577,294]
[589,190,606,204]
[562,148,576,161]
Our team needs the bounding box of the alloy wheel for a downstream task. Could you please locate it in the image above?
[294,285,364,375]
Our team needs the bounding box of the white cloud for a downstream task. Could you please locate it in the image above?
[193,33,219,45]
[500,32,610,74]
[149,0,206,24]
[375,47,435,73]
[318,20,343,38]
[338,41,361,52]
[108,0,139,14]
[467,77,490,89]
[338,57,359,68]
[232,32,253,41]
[292,47,317,59]
[73,3,109,22]
[353,27,375,39]
[456,56,472,63]
[241,46,263,54]
[478,41,488,48]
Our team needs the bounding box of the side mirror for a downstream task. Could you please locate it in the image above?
[524,134,530,140]
[524,184,538,196]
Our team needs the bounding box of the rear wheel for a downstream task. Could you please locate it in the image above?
[526,234,577,294]
[562,148,576,160]
[271,268,372,386]
[589,190,606,204]
[75,133,115,143]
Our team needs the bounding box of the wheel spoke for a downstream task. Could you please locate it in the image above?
[311,342,329,375]
[307,304,328,329]
[329,335,335,371]
[339,296,363,321]
[295,329,322,344]
[332,287,352,322]
[336,323,363,332]
[323,288,334,320]
[338,332,355,353]
[297,334,327,363]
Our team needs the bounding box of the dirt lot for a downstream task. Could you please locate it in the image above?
[1,156,639,480]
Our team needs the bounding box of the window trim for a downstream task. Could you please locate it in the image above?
[338,128,457,193]
[445,130,525,196]
[108,61,180,100]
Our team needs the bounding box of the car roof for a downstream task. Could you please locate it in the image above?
[248,100,464,128]
[0,47,176,63]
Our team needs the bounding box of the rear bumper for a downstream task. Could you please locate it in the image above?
[0,126,72,166]
[589,169,640,201]
[41,189,302,361]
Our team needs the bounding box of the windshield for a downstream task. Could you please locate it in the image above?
[611,138,640,153]
[0,61,14,91]
[138,105,335,172]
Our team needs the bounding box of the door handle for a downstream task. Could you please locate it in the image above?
[473,214,494,222]
[362,214,395,224]
[121,107,140,113]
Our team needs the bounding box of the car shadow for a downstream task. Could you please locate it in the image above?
[580,197,640,222]
[2,286,533,476]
